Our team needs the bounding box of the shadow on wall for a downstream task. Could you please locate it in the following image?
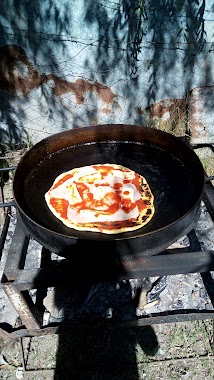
[83,0,211,130]
[0,44,121,145]
[0,45,41,144]
[0,0,210,145]
[0,0,72,145]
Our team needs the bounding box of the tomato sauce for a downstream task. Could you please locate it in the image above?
[50,198,69,219]
[136,198,147,211]
[113,182,123,191]
[49,165,148,225]
[93,165,114,173]
[121,198,136,213]
[52,173,73,190]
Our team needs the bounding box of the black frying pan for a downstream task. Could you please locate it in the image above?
[13,124,205,257]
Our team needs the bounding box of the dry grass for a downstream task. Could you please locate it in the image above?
[1,321,213,380]
[149,117,188,137]
[200,156,214,177]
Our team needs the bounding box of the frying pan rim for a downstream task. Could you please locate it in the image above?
[13,124,205,241]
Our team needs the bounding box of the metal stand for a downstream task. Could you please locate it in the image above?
[0,148,214,340]
[0,218,214,340]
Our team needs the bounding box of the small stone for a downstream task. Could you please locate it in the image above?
[15,367,24,379]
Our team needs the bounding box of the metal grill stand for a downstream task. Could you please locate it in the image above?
[1,212,214,338]
[0,150,214,339]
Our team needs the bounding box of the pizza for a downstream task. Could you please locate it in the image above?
[45,164,155,234]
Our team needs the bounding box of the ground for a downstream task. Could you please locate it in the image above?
[0,320,213,379]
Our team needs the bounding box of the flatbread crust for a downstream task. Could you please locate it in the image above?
[45,164,154,234]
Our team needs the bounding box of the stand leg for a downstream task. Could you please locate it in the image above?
[2,284,41,330]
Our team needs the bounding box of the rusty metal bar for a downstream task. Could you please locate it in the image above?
[4,223,29,281]
[0,201,15,208]
[121,312,214,327]
[34,247,52,313]
[192,143,214,222]
[0,206,11,260]
[192,143,214,152]
[2,284,41,330]
[200,272,214,308]
[121,251,214,279]
[2,249,213,290]
[203,181,214,222]
[3,310,214,339]
[0,167,15,211]
[0,166,16,172]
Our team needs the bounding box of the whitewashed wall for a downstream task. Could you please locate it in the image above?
[0,0,213,144]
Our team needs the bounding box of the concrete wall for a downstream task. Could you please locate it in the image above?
[0,0,213,144]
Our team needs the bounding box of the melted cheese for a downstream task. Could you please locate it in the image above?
[78,172,102,183]
[67,184,82,204]
[46,164,143,224]
[67,204,139,223]
[121,184,141,202]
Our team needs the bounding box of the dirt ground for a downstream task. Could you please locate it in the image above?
[0,320,213,379]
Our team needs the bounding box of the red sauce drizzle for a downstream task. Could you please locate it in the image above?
[123,190,129,195]
[113,182,123,191]
[50,166,148,226]
[121,198,136,213]
[52,174,73,190]
[131,173,140,188]
[50,198,69,219]
[69,190,120,214]
[136,198,147,210]
[93,165,114,173]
